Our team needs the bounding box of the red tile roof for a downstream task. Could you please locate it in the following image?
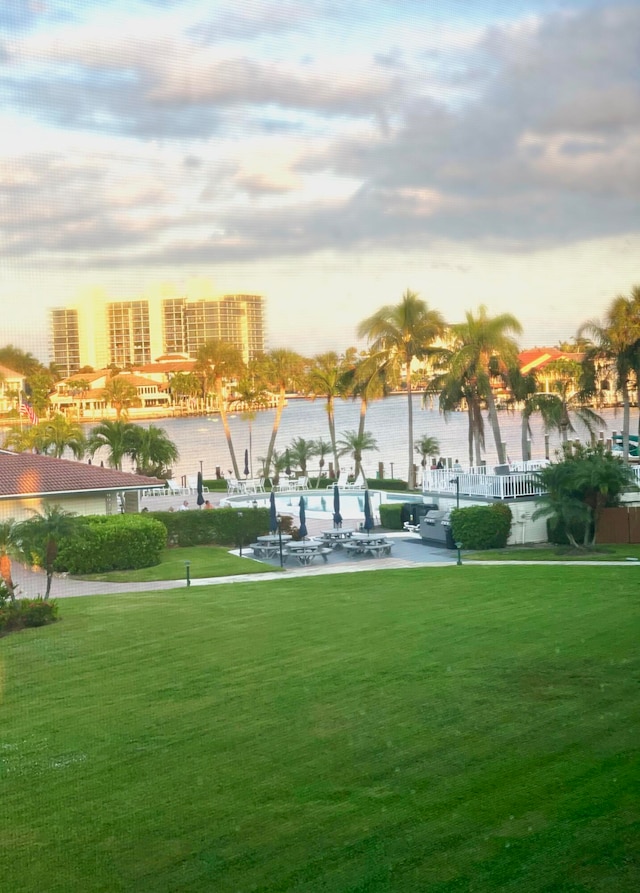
[0,451,164,499]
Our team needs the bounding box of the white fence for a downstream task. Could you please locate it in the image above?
[422,469,547,501]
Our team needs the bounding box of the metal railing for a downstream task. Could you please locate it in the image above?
[422,469,547,500]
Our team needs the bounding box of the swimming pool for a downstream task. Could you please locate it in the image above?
[221,489,421,520]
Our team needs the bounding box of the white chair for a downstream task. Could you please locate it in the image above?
[296,476,311,490]
[327,470,350,489]
[274,477,294,492]
[187,475,209,494]
[166,479,188,496]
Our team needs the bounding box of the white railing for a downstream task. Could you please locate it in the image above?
[422,469,547,500]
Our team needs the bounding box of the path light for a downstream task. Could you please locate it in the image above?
[456,542,463,566]
[450,476,460,509]
[185,560,191,587]
[199,458,203,474]
[252,499,258,510]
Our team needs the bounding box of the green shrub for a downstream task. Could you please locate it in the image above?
[151,508,272,547]
[379,504,403,530]
[0,596,58,636]
[450,504,513,550]
[56,515,167,574]
[367,479,409,492]
[547,516,590,546]
[203,479,229,491]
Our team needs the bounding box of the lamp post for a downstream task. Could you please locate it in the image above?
[237,511,243,558]
[450,476,460,509]
[185,560,191,587]
[252,499,258,510]
[456,542,463,566]
[277,513,284,568]
[199,458,203,474]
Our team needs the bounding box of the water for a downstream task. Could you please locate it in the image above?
[88,395,632,480]
[222,489,386,520]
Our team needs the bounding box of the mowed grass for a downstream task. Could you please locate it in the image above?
[1,567,639,892]
[467,543,640,562]
[75,544,272,582]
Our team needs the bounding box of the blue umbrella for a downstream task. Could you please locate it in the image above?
[363,488,374,533]
[298,496,308,540]
[196,470,205,507]
[244,448,250,478]
[333,485,342,528]
[269,490,277,533]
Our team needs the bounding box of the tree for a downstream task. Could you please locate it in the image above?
[579,290,640,460]
[505,366,540,461]
[103,376,141,420]
[306,352,349,477]
[17,504,77,599]
[287,437,317,476]
[0,519,20,601]
[532,443,636,549]
[336,430,378,480]
[415,434,440,469]
[2,423,45,454]
[342,349,394,446]
[128,424,179,478]
[541,359,604,443]
[39,414,86,459]
[358,290,446,488]
[312,438,332,484]
[258,349,306,475]
[447,306,522,466]
[429,360,485,468]
[87,420,137,470]
[196,340,245,479]
[229,376,271,479]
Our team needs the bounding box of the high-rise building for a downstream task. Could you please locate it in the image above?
[50,284,265,374]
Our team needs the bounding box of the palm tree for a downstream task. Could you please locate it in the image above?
[287,437,317,476]
[230,376,270,479]
[306,352,349,477]
[196,340,246,479]
[505,366,539,461]
[414,434,440,469]
[168,371,202,410]
[40,414,86,459]
[259,349,306,474]
[17,504,77,599]
[128,425,179,478]
[343,349,394,444]
[359,290,446,488]
[448,305,522,466]
[337,430,378,481]
[87,419,137,470]
[2,422,45,454]
[428,353,486,468]
[579,291,640,460]
[312,437,332,485]
[0,519,20,601]
[103,376,141,420]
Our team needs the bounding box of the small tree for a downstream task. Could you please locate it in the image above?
[17,505,77,599]
[415,434,440,469]
[0,519,20,602]
[336,430,378,480]
[533,443,636,549]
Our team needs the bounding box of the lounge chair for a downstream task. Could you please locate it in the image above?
[187,474,209,494]
[166,479,188,496]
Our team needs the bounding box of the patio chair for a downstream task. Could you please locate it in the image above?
[326,470,350,489]
[296,476,311,489]
[166,479,188,496]
[187,474,209,494]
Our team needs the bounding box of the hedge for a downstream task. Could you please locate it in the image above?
[450,503,513,550]
[367,479,409,492]
[150,507,273,547]
[379,504,403,530]
[55,515,167,575]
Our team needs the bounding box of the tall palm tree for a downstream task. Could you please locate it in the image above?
[259,349,306,474]
[128,424,179,478]
[40,414,86,459]
[336,430,378,481]
[429,354,486,468]
[17,504,77,599]
[448,305,522,466]
[311,437,332,485]
[87,419,137,470]
[579,291,640,460]
[229,376,270,479]
[306,352,349,477]
[103,376,141,420]
[196,340,245,479]
[505,366,539,461]
[342,349,394,445]
[359,290,446,487]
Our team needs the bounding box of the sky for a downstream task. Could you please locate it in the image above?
[1,0,639,361]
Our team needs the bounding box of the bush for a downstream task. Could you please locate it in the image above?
[0,595,58,636]
[450,504,513,550]
[150,508,273,547]
[379,504,403,530]
[367,479,409,492]
[547,516,590,546]
[55,515,167,574]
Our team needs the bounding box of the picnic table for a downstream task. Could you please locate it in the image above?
[343,533,393,558]
[250,533,292,559]
[319,528,355,548]
[284,540,332,566]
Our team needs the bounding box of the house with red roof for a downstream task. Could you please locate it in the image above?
[0,451,164,522]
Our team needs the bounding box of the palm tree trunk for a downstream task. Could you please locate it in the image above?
[216,380,240,478]
[327,397,339,476]
[358,396,367,441]
[485,387,506,465]
[265,385,286,473]
[407,365,415,488]
[621,381,630,460]
[521,412,530,461]
[467,407,474,467]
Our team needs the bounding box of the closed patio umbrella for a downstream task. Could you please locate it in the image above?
[298,496,307,540]
[269,490,277,533]
[333,485,342,529]
[363,488,374,533]
[196,470,205,507]
[243,448,250,478]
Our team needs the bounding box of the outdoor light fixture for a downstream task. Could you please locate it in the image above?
[185,560,191,587]
[456,542,463,566]
[252,499,258,510]
[450,476,460,509]
[237,511,244,557]
[277,514,284,568]
[199,458,204,474]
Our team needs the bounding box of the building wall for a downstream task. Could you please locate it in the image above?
[434,495,549,545]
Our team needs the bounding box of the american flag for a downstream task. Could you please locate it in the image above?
[19,402,38,425]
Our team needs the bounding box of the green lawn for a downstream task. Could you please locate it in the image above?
[1,567,638,892]
[75,544,274,582]
[467,543,640,562]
